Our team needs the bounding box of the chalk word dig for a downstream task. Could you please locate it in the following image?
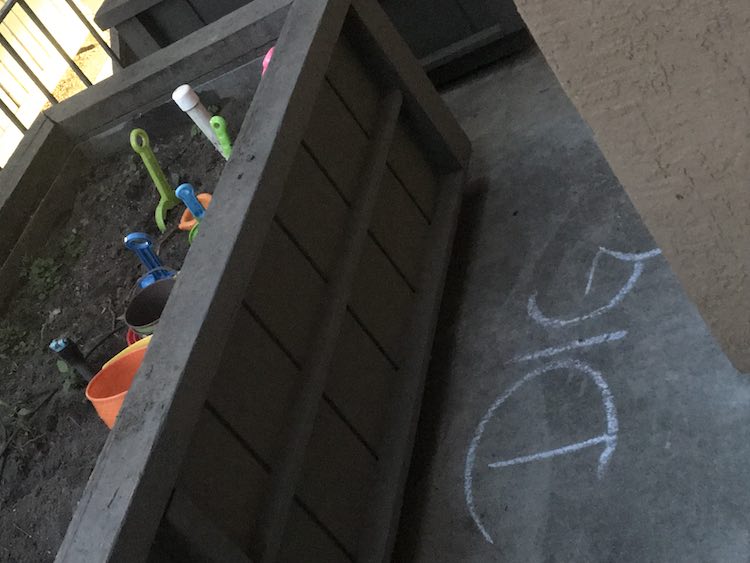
[464,246,661,545]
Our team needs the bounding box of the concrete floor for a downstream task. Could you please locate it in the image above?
[394,47,750,562]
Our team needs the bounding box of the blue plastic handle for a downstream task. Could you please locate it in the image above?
[124,232,163,273]
[175,183,205,222]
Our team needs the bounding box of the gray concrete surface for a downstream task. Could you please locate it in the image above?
[393,47,750,562]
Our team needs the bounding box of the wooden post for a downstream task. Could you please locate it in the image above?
[514,0,750,371]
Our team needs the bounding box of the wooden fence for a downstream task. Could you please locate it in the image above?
[0,0,117,167]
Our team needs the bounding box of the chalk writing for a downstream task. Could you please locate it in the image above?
[464,359,618,545]
[465,245,661,545]
[507,330,628,364]
[528,248,661,328]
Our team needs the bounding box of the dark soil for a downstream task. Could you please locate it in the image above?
[0,122,225,561]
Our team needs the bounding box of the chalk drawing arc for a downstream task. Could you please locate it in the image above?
[464,359,618,545]
[528,247,661,328]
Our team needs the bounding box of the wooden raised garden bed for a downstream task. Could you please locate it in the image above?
[3,0,470,560]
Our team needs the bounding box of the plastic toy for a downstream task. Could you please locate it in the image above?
[210,115,232,159]
[175,183,210,243]
[86,338,151,428]
[262,46,275,76]
[123,232,174,289]
[126,327,142,346]
[172,84,224,155]
[49,337,94,381]
[125,277,175,336]
[130,129,179,232]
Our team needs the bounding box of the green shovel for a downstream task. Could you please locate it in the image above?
[130,128,180,232]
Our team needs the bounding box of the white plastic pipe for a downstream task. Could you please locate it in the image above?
[172,84,223,155]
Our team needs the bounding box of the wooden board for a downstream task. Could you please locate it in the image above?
[54,1,471,560]
[175,409,271,553]
[50,0,292,139]
[324,37,439,220]
[141,0,204,45]
[0,145,87,310]
[356,172,465,562]
[292,402,378,555]
[349,238,415,365]
[55,0,351,559]
[0,115,70,267]
[276,146,349,278]
[173,408,353,562]
[244,221,327,365]
[304,78,431,286]
[327,313,399,452]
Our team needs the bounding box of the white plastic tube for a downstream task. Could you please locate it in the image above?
[172,84,223,155]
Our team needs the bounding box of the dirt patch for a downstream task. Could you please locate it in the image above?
[46,32,113,109]
[0,119,225,561]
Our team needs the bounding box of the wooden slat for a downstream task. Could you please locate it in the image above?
[278,503,351,563]
[0,142,82,311]
[117,17,160,58]
[387,121,439,219]
[0,115,69,265]
[325,26,437,220]
[276,146,349,279]
[304,77,429,285]
[55,0,351,559]
[304,80,370,202]
[145,0,205,44]
[349,238,415,364]
[173,408,351,562]
[96,0,163,29]
[347,0,471,170]
[159,479,255,562]
[254,90,402,563]
[290,402,378,555]
[325,37,432,282]
[175,409,269,555]
[371,169,430,288]
[356,172,465,562]
[244,221,326,364]
[190,0,247,24]
[326,35,381,132]
[207,309,298,469]
[207,305,382,555]
[211,283,392,458]
[326,313,398,451]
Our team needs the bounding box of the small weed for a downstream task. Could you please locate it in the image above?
[56,360,85,392]
[61,230,85,260]
[22,257,62,300]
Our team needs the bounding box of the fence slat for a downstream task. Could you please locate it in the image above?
[17,0,92,86]
[0,33,57,104]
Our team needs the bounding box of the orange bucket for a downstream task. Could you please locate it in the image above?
[86,340,149,428]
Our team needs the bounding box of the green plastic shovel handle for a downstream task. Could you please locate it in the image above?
[130,128,179,232]
[188,223,200,244]
[210,116,232,160]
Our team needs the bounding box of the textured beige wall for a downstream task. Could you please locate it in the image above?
[515,0,750,370]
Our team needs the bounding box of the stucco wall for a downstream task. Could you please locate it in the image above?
[514,0,750,370]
